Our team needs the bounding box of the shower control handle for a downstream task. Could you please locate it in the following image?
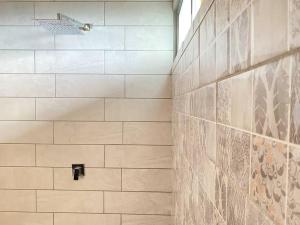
[72,164,85,180]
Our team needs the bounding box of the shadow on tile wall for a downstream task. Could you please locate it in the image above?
[173,0,300,225]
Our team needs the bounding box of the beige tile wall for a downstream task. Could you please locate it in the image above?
[173,1,300,225]
[0,1,173,225]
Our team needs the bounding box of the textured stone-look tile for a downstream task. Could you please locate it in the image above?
[246,200,274,225]
[252,0,288,63]
[0,190,36,212]
[122,215,171,225]
[0,98,35,120]
[216,29,230,79]
[290,0,300,48]
[56,75,124,98]
[216,125,231,175]
[0,3,34,25]
[0,51,34,73]
[250,136,288,225]
[37,190,103,213]
[0,144,35,166]
[0,121,53,144]
[216,0,229,34]
[0,167,53,189]
[105,2,173,25]
[54,122,122,144]
[199,43,216,86]
[0,212,53,225]
[0,74,55,97]
[230,0,250,21]
[290,53,300,144]
[122,169,172,192]
[36,145,104,167]
[125,75,171,98]
[215,168,228,220]
[54,168,121,191]
[287,146,300,225]
[105,99,171,121]
[104,192,172,214]
[227,180,246,225]
[253,57,290,141]
[230,7,251,73]
[200,2,215,52]
[105,145,172,168]
[217,71,252,130]
[123,122,172,145]
[54,214,120,225]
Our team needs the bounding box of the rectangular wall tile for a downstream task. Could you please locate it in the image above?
[0,213,53,225]
[56,75,124,97]
[199,44,216,86]
[36,145,104,167]
[105,145,172,168]
[122,215,171,225]
[56,27,124,50]
[290,0,300,48]
[35,51,104,74]
[0,98,35,120]
[0,51,34,73]
[37,190,103,213]
[0,190,36,212]
[54,168,121,191]
[126,75,172,98]
[104,192,171,215]
[0,121,53,144]
[0,74,55,97]
[54,214,120,225]
[0,3,34,25]
[0,167,53,189]
[0,144,35,166]
[105,2,173,25]
[54,122,122,144]
[122,169,172,192]
[125,26,173,50]
[36,98,105,121]
[123,122,172,145]
[35,2,104,25]
[105,99,171,121]
[105,51,173,74]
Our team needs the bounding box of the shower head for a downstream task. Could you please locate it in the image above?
[35,13,92,35]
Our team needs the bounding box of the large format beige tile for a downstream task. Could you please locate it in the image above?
[54,214,120,225]
[0,74,55,97]
[290,0,300,48]
[36,98,104,121]
[0,212,53,225]
[104,192,172,214]
[54,168,121,191]
[0,190,36,212]
[37,190,103,213]
[54,122,122,144]
[0,167,53,189]
[105,99,171,121]
[125,75,172,98]
[0,3,34,25]
[105,145,172,168]
[122,169,172,192]
[199,44,216,86]
[0,51,34,73]
[36,145,104,167]
[35,2,104,25]
[252,0,288,63]
[35,51,104,74]
[0,98,35,120]
[0,121,53,144]
[0,144,35,166]
[56,75,124,97]
[105,2,173,25]
[105,51,173,74]
[123,122,172,145]
[122,215,171,225]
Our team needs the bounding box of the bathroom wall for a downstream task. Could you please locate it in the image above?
[0,1,173,225]
[173,0,300,225]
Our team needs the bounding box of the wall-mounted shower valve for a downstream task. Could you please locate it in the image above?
[72,164,85,180]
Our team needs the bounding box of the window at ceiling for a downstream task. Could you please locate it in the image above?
[178,0,201,49]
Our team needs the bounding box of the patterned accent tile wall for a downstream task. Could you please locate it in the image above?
[173,1,300,225]
[0,1,173,225]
